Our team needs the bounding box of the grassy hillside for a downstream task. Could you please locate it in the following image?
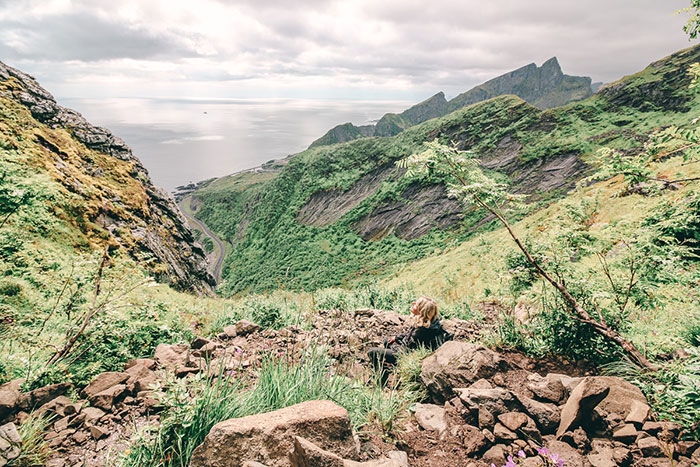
[193,45,700,297]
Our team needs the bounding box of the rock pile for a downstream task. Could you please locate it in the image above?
[1,308,696,467]
[402,343,699,466]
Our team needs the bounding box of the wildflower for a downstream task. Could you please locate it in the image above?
[505,455,517,467]
[518,450,526,458]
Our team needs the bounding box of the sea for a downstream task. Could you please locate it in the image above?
[59,97,413,192]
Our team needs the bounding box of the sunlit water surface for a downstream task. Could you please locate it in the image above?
[60,97,412,192]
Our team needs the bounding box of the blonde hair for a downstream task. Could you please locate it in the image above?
[413,296,438,327]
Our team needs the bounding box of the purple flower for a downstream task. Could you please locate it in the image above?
[518,450,526,458]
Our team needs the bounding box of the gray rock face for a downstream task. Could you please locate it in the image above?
[189,400,359,467]
[420,341,507,403]
[297,164,401,228]
[0,60,214,294]
[448,57,592,112]
[352,183,463,241]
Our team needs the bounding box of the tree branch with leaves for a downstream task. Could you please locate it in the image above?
[398,140,659,370]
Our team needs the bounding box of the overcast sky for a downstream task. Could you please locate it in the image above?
[0,0,697,101]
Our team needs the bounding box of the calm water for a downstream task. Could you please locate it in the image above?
[60,97,412,192]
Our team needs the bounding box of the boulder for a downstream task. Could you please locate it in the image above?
[0,380,22,421]
[625,399,650,425]
[36,395,72,417]
[612,424,638,444]
[235,319,262,336]
[79,407,106,425]
[526,373,565,403]
[545,440,585,467]
[81,372,129,399]
[154,343,191,369]
[556,376,612,436]
[638,437,663,457]
[190,400,359,467]
[460,425,487,455]
[412,404,447,436]
[517,395,560,434]
[17,382,70,411]
[455,387,519,417]
[289,436,403,467]
[0,422,20,465]
[125,364,158,394]
[190,336,213,350]
[592,376,647,422]
[89,425,108,440]
[89,384,127,411]
[124,358,156,370]
[497,412,528,432]
[482,445,507,467]
[493,422,517,441]
[420,342,507,402]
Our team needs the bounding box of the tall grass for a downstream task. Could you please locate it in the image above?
[120,347,419,467]
[8,414,53,466]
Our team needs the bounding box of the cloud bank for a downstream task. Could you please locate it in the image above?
[0,0,696,100]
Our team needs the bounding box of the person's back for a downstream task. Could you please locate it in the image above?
[367,296,450,385]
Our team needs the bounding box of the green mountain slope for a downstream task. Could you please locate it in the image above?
[309,57,592,148]
[192,45,700,296]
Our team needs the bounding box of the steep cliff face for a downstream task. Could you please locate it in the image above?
[0,61,214,294]
[310,58,592,146]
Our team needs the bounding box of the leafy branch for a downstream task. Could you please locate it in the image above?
[398,140,659,370]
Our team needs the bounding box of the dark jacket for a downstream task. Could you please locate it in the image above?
[391,318,450,351]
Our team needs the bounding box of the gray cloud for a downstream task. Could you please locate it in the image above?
[0,0,695,100]
[0,11,203,61]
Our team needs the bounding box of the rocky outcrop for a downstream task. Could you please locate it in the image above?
[374,92,448,137]
[309,60,592,148]
[309,123,376,148]
[597,45,700,113]
[189,400,359,467]
[420,341,507,402]
[0,422,20,466]
[351,183,464,241]
[448,57,592,112]
[297,164,401,228]
[0,60,214,294]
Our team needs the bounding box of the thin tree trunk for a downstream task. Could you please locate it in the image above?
[471,194,659,371]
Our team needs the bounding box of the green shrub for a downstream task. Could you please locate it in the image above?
[395,346,432,398]
[684,316,700,347]
[0,282,21,297]
[71,309,192,387]
[314,288,353,312]
[201,237,214,254]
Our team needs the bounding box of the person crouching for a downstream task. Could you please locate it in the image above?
[367,296,450,385]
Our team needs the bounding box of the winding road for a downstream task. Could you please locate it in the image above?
[179,196,226,284]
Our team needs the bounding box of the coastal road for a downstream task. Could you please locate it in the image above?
[178,196,226,284]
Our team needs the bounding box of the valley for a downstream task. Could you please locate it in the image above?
[0,23,699,467]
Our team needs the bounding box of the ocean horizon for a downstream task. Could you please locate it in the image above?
[60,97,414,192]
